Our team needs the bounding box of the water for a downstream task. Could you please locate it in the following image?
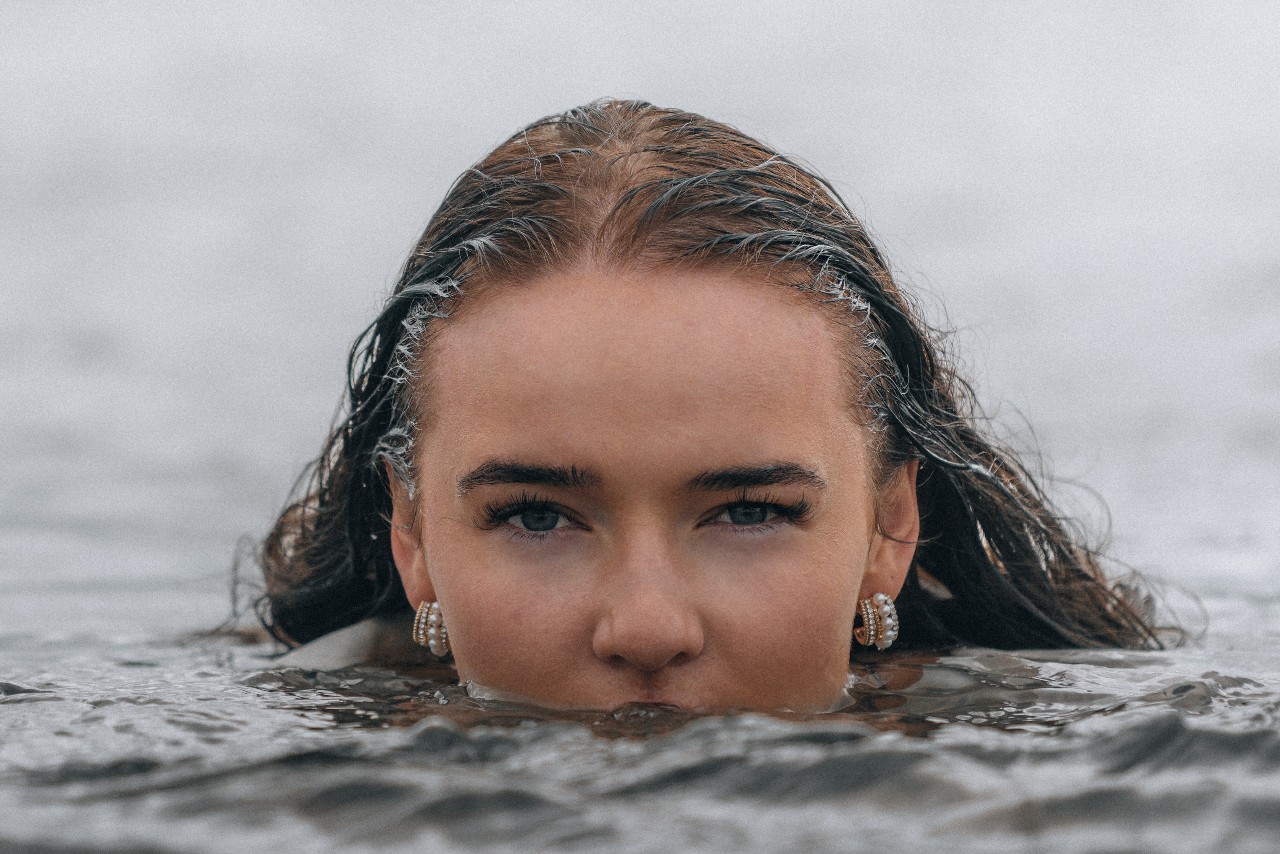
[4,613,1280,852]
[3,3,1279,852]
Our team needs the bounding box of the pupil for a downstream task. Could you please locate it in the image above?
[728,504,769,525]
[519,509,560,532]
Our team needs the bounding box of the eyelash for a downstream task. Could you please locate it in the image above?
[481,492,580,542]
[481,490,812,541]
[709,491,813,531]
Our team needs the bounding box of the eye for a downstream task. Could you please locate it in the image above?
[704,496,812,531]
[481,494,582,540]
[511,508,566,532]
[724,503,773,526]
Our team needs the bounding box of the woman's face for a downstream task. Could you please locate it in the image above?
[389,265,918,713]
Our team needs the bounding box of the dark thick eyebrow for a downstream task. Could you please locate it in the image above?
[456,460,602,496]
[686,463,827,493]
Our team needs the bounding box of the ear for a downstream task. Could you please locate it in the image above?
[386,462,436,608]
[860,459,920,601]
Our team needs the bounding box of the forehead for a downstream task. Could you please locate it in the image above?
[421,265,860,469]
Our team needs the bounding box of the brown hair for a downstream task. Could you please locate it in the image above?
[259,99,1167,651]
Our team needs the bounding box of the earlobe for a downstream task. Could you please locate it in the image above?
[861,460,921,600]
[386,463,435,607]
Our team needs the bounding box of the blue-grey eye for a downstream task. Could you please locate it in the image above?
[517,509,561,532]
[727,504,770,526]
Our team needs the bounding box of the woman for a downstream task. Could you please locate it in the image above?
[259,99,1164,713]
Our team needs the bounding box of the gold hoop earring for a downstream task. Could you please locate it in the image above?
[412,600,450,658]
[853,593,898,651]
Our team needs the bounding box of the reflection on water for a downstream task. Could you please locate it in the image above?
[3,627,1280,852]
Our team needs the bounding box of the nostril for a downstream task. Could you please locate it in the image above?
[592,599,706,672]
[600,639,693,672]
[608,652,688,669]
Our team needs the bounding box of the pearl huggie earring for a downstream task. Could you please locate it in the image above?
[412,600,451,658]
[853,593,898,650]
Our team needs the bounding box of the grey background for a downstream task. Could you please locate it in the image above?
[2,1,1277,637]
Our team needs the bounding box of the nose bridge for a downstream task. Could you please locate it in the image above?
[591,522,705,672]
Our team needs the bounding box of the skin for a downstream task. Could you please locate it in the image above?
[389,265,919,713]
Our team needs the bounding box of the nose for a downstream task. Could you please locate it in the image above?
[590,549,705,673]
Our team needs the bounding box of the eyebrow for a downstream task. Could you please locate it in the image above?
[456,460,602,496]
[686,462,827,492]
[455,459,826,496]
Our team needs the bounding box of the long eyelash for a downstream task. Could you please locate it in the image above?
[732,490,813,523]
[481,490,559,528]
[483,491,810,531]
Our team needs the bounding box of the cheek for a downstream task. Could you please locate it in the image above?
[429,558,592,683]
[700,540,866,673]
[743,564,861,642]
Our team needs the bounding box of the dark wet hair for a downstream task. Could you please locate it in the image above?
[259,99,1166,651]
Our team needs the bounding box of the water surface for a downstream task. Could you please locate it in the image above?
[3,603,1280,852]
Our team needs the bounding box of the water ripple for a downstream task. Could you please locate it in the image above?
[3,634,1280,852]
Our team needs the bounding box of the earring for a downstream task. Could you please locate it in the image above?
[853,593,898,651]
[412,600,451,658]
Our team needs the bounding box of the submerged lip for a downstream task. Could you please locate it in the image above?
[462,679,853,715]
[614,694,697,712]
[600,680,715,712]
[463,680,702,713]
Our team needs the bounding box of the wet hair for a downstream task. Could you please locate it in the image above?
[259,99,1166,651]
